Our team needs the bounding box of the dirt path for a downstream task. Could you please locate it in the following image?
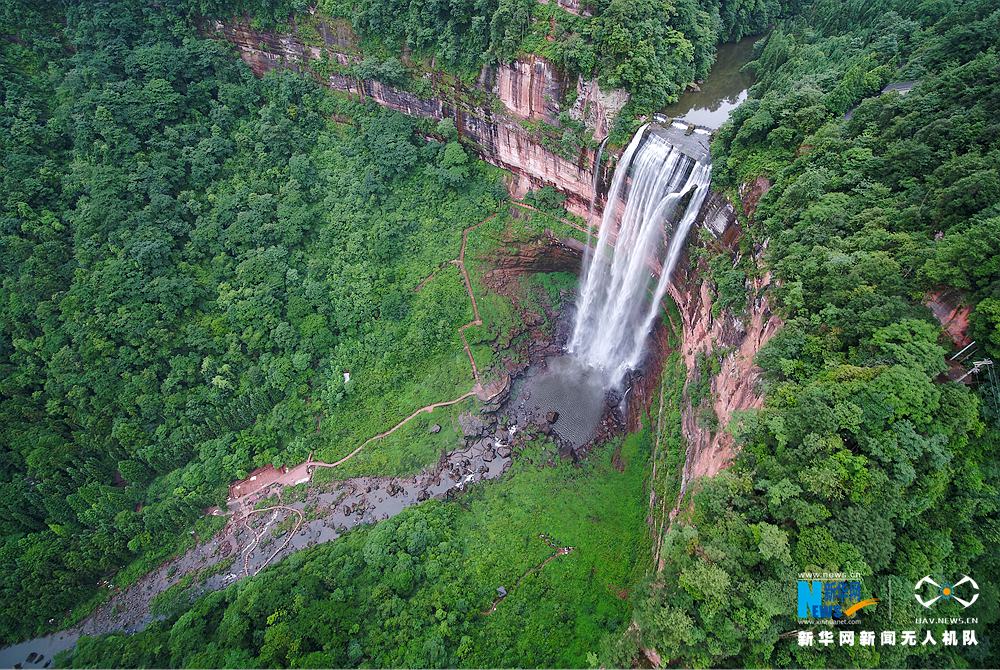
[228,211,505,505]
[510,201,591,237]
[483,534,575,615]
[650,382,669,571]
[308,390,478,473]
[456,213,496,384]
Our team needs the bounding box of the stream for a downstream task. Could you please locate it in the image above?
[0,440,512,668]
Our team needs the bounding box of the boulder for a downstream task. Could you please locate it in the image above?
[546,410,560,424]
[429,423,442,434]
[459,412,488,438]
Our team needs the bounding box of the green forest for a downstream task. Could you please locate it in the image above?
[246,0,800,118]
[628,0,1000,667]
[1,0,510,645]
[2,0,999,668]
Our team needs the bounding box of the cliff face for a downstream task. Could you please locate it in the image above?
[214,14,776,505]
[666,177,781,508]
[493,56,564,123]
[925,287,972,347]
[209,18,627,217]
[537,0,592,16]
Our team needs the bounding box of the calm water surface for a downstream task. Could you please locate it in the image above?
[662,35,759,129]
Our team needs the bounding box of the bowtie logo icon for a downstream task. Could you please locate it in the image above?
[914,575,979,609]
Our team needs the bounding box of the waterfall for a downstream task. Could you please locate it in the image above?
[582,135,610,274]
[569,124,711,387]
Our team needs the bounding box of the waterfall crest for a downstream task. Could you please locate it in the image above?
[569,124,711,387]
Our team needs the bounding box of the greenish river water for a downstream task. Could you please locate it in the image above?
[662,35,759,129]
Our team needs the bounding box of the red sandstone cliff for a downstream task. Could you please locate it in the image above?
[925,287,972,347]
[208,17,626,218]
[666,177,781,511]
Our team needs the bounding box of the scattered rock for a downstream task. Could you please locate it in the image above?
[559,443,580,462]
[459,412,488,438]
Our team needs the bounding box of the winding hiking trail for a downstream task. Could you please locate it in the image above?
[228,210,505,505]
[483,534,575,615]
[457,213,495,384]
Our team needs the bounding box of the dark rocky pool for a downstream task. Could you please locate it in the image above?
[505,355,610,449]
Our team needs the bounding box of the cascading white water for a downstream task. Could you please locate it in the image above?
[569,124,711,387]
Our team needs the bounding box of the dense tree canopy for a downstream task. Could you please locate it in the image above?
[0,0,503,643]
[625,0,1000,666]
[313,0,798,113]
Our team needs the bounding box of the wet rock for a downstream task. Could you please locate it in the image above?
[559,443,580,462]
[546,410,559,424]
[605,388,623,408]
[459,412,488,438]
[429,423,441,434]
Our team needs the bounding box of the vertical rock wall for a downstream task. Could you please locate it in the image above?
[666,178,781,509]
[209,18,628,218]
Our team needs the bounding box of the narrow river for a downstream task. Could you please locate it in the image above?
[661,35,758,129]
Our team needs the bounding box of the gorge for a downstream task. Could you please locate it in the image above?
[1,15,773,668]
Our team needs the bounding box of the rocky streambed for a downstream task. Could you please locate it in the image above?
[0,439,513,669]
[2,236,634,669]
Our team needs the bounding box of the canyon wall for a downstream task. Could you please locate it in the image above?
[212,13,778,514]
[209,18,627,218]
[666,177,781,509]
